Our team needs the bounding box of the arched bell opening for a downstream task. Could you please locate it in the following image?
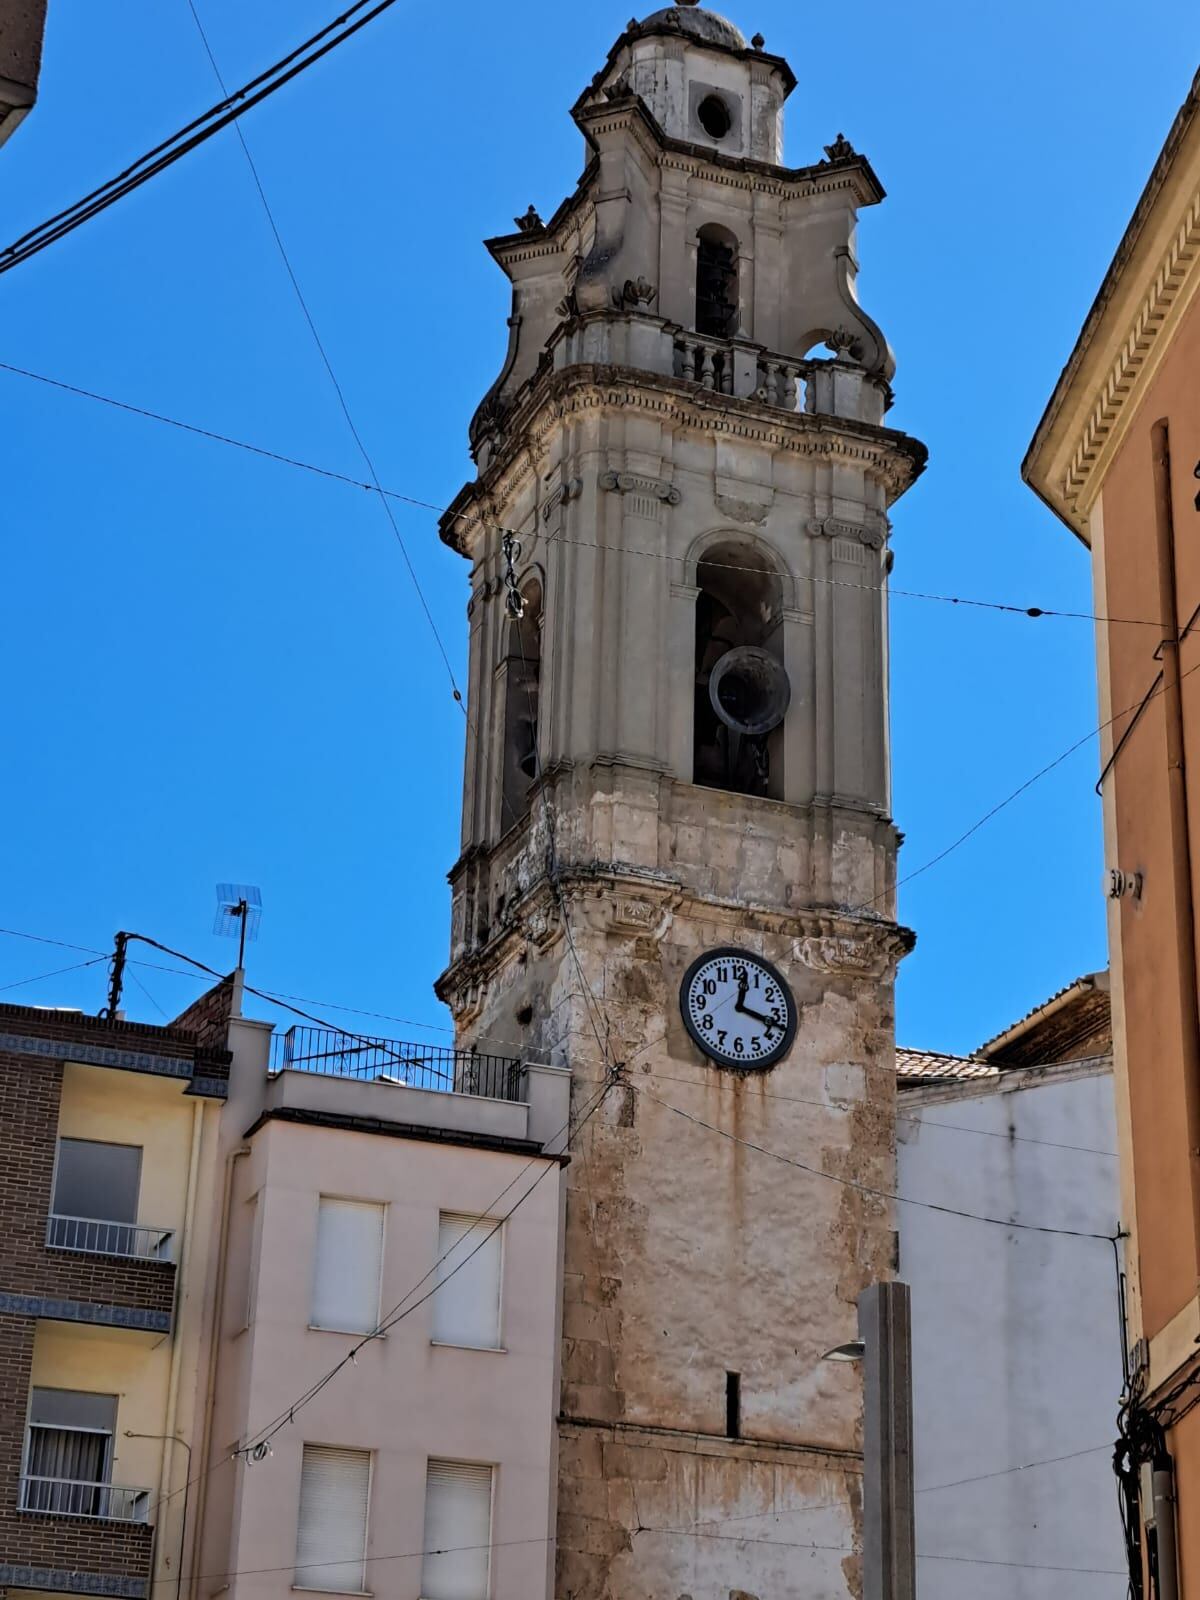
[693,542,787,799]
[500,576,542,828]
[695,224,740,340]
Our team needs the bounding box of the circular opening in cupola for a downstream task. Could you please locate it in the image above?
[697,94,732,139]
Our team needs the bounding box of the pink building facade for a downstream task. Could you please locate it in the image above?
[192,995,570,1600]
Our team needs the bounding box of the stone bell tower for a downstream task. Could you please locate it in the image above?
[436,5,926,1595]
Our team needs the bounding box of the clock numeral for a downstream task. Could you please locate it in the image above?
[716,965,729,983]
[733,1036,744,1054]
[703,978,717,996]
[717,1029,727,1047]
[702,1014,714,1031]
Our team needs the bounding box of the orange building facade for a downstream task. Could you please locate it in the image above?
[1025,66,1200,1597]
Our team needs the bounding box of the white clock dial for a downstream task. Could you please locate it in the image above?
[679,948,797,1069]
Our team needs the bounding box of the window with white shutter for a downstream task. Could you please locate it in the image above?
[432,1213,502,1349]
[294,1445,371,1593]
[310,1199,385,1334]
[420,1460,493,1600]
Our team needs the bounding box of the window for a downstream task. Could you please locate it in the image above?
[52,1137,140,1223]
[421,1461,493,1600]
[500,577,542,829]
[695,224,738,338]
[23,1388,118,1517]
[693,540,787,800]
[311,1199,385,1334]
[295,1445,371,1593]
[697,94,731,139]
[432,1213,502,1349]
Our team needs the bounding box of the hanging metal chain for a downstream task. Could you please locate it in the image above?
[502,531,524,619]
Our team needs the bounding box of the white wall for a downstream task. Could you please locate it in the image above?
[897,1064,1127,1598]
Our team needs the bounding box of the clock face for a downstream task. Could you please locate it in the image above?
[679,947,797,1069]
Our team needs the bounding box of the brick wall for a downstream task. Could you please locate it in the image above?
[170,974,236,1051]
[0,1318,152,1597]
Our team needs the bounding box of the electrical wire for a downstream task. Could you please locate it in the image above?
[0,0,408,276]
[633,1081,1118,1241]
[0,356,1163,631]
[0,955,107,993]
[180,0,463,705]
[646,1066,1121,1158]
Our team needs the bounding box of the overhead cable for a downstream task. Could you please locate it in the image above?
[634,1082,1119,1241]
[0,358,1162,631]
[0,0,407,276]
[180,0,463,705]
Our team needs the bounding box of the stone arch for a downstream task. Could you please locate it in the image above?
[681,527,796,612]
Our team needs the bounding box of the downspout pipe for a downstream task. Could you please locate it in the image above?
[189,1143,251,1597]
[1151,417,1200,1281]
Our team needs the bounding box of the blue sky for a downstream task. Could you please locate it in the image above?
[2,0,1196,1053]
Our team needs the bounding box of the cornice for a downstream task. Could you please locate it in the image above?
[441,366,926,556]
[1024,67,1200,542]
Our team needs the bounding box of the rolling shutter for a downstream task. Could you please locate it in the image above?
[295,1445,370,1593]
[310,1199,384,1334]
[432,1213,502,1349]
[421,1460,493,1600]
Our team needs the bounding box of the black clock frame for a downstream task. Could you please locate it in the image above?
[679,945,798,1070]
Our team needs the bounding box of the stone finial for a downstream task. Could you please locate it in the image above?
[514,204,543,233]
[823,132,857,162]
[751,31,765,48]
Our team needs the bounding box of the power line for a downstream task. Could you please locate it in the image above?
[0,955,107,993]
[180,0,463,706]
[0,356,1163,632]
[633,1081,1118,1241]
[646,1067,1120,1158]
[0,0,408,277]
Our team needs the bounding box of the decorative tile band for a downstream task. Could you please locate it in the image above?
[188,1074,229,1100]
[0,1291,171,1335]
[0,1031,193,1083]
[0,1565,147,1598]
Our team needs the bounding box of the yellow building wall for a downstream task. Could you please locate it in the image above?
[30,1321,170,1497]
[57,1062,199,1236]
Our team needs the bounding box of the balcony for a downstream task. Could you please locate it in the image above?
[270,1026,524,1103]
[46,1214,175,1262]
[671,331,806,410]
[20,1475,152,1523]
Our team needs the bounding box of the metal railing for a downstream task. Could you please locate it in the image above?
[270,1026,524,1103]
[46,1214,175,1262]
[20,1475,152,1523]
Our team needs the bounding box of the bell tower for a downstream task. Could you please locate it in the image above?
[436,5,926,1595]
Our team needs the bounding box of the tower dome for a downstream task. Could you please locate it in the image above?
[635,4,746,51]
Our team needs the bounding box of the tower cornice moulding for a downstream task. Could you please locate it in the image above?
[441,370,926,555]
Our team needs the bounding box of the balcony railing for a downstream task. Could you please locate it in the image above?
[672,333,806,412]
[20,1475,152,1523]
[270,1026,524,1103]
[46,1214,175,1262]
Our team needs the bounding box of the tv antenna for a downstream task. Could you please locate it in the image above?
[214,883,262,969]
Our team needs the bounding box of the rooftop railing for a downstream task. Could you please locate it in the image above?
[46,1214,175,1262]
[269,1025,524,1103]
[20,1475,152,1523]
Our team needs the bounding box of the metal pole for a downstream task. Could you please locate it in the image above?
[1151,418,1200,1284]
[859,1281,915,1600]
[103,931,129,1017]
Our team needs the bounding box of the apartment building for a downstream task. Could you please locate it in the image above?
[191,990,570,1600]
[0,984,234,1600]
[1024,63,1200,1590]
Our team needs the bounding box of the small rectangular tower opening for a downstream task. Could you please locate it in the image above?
[725,1371,741,1439]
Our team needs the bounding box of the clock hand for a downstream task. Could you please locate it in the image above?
[735,1001,779,1029]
